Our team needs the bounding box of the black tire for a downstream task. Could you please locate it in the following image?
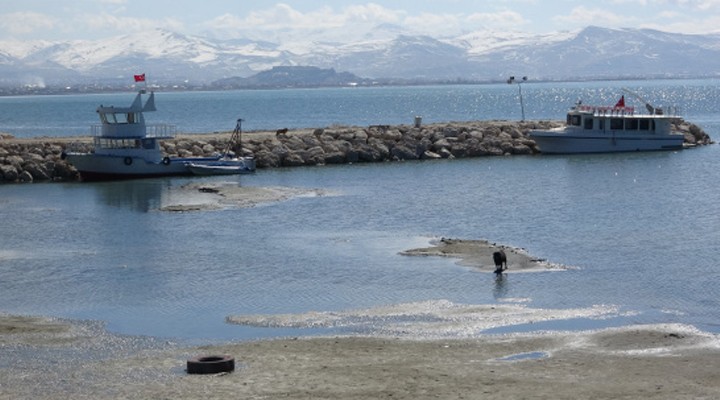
[124,157,133,166]
[187,355,235,374]
[162,157,171,165]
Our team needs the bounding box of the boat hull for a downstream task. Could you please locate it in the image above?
[187,165,253,175]
[64,153,219,181]
[530,132,684,154]
[187,158,256,176]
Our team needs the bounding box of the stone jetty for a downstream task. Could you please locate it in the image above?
[0,119,713,184]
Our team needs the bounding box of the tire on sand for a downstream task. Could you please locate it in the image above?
[187,355,235,374]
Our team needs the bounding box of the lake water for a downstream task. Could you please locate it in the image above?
[1,79,719,342]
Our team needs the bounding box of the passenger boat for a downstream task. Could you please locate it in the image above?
[529,95,685,154]
[62,90,253,180]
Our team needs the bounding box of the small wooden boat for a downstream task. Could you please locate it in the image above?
[187,158,255,175]
[186,118,256,176]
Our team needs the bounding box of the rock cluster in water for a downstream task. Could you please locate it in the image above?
[0,120,713,183]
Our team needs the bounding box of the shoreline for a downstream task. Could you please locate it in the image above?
[2,238,719,398]
[2,312,720,399]
[1,119,714,183]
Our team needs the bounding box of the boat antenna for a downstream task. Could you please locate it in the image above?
[621,88,656,114]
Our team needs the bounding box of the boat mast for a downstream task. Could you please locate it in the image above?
[224,118,244,157]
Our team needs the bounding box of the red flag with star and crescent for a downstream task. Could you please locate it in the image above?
[614,95,625,108]
[134,73,146,82]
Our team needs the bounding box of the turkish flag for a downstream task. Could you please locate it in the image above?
[134,74,146,82]
[614,95,625,108]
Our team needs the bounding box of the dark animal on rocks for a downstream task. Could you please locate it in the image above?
[276,128,289,136]
[493,250,507,274]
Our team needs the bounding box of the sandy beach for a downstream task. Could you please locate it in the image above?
[2,313,720,399]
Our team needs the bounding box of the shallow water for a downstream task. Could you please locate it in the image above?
[1,79,719,342]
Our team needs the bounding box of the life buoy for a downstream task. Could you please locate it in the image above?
[162,157,171,165]
[124,157,133,166]
[187,355,235,374]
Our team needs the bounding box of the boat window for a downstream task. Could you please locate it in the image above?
[610,118,623,130]
[113,113,129,124]
[599,119,605,130]
[584,117,593,130]
[96,138,142,149]
[569,115,581,126]
[100,112,138,124]
[639,119,650,130]
[142,139,155,150]
[625,119,638,130]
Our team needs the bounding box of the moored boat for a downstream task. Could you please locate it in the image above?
[62,90,248,181]
[186,118,256,176]
[187,157,256,175]
[530,94,685,154]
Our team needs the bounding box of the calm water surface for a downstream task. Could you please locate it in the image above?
[1,80,719,341]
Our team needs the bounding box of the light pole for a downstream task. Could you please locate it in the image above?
[507,76,527,121]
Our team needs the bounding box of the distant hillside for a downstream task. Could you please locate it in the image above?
[212,66,369,89]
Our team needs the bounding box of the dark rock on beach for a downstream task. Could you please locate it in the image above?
[0,119,713,183]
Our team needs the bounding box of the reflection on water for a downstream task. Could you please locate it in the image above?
[93,180,166,212]
[493,274,509,300]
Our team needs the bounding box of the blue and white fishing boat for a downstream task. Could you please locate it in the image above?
[62,90,252,180]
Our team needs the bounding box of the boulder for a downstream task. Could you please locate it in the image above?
[305,146,326,165]
[23,162,50,181]
[18,170,33,183]
[5,155,24,168]
[323,151,347,164]
[390,144,419,160]
[255,150,280,168]
[283,152,306,167]
[201,144,216,154]
[0,164,18,181]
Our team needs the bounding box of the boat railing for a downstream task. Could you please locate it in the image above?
[577,105,636,116]
[90,123,177,138]
[576,104,682,117]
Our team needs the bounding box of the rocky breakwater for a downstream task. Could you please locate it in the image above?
[0,120,713,183]
[243,120,554,168]
[209,119,713,168]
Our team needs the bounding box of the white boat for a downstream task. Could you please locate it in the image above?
[186,119,256,176]
[187,157,256,175]
[529,95,685,154]
[62,90,253,181]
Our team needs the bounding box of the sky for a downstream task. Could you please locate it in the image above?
[1,0,719,43]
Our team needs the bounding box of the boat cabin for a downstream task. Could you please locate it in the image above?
[566,104,672,135]
[91,91,176,158]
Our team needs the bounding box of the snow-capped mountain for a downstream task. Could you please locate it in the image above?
[1,26,719,88]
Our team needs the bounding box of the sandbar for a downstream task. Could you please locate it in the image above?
[160,182,330,212]
[401,237,568,272]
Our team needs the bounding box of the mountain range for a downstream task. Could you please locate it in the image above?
[1,26,719,89]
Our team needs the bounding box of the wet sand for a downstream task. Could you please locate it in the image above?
[2,314,720,399]
[401,237,568,272]
[159,182,331,212]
